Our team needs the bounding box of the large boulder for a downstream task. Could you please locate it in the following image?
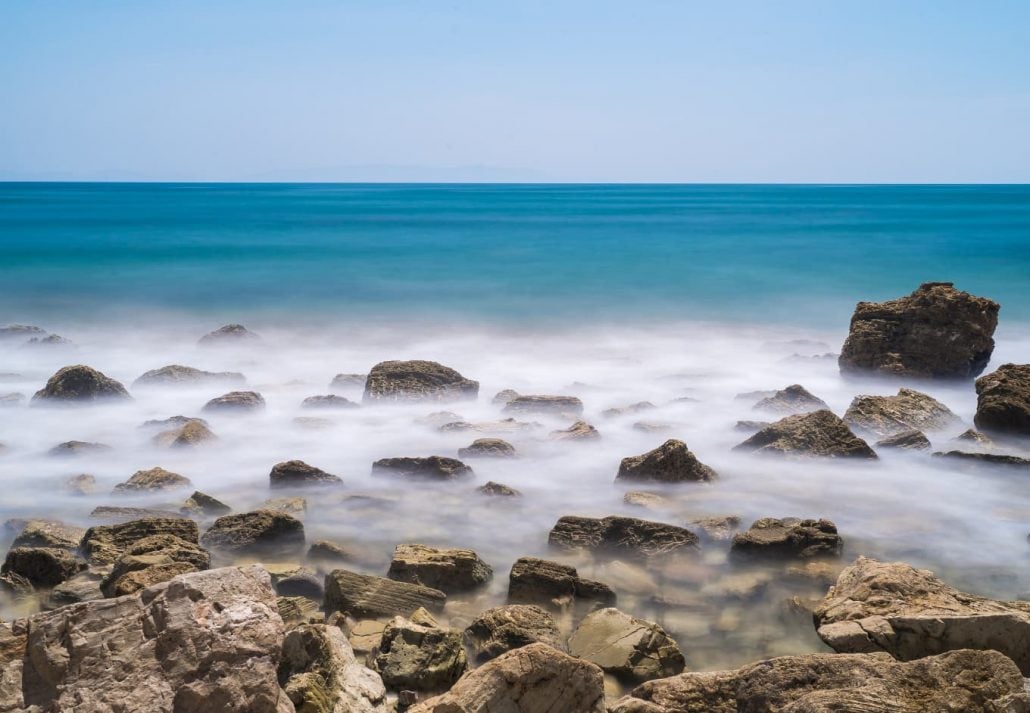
[386,544,492,593]
[200,510,305,555]
[838,282,999,379]
[463,605,561,662]
[731,517,842,560]
[371,615,468,692]
[202,390,266,413]
[844,388,960,437]
[609,649,1024,713]
[363,360,479,403]
[975,364,1030,437]
[371,456,473,481]
[733,410,877,458]
[80,517,200,565]
[548,516,699,559]
[31,365,131,403]
[507,557,615,609]
[1,565,292,712]
[1,546,85,587]
[753,385,829,414]
[813,556,1030,674]
[567,607,684,684]
[113,466,192,493]
[269,460,343,489]
[616,439,717,483]
[503,395,583,416]
[324,569,446,619]
[408,642,605,713]
[133,365,245,388]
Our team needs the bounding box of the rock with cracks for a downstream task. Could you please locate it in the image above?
[387,543,492,593]
[363,360,479,403]
[548,516,699,559]
[733,410,877,458]
[616,439,717,483]
[975,363,1030,437]
[32,365,131,403]
[843,388,960,437]
[567,607,685,684]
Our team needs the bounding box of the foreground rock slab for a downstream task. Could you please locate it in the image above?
[363,360,479,403]
[975,363,1030,437]
[200,510,305,555]
[463,604,561,662]
[279,623,386,713]
[734,410,877,458]
[844,387,960,437]
[371,615,468,692]
[813,556,1030,674]
[387,543,492,593]
[616,439,717,483]
[324,568,446,619]
[548,515,699,558]
[567,607,685,684]
[508,557,615,610]
[372,456,473,481]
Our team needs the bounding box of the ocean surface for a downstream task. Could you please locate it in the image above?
[0,183,1029,678]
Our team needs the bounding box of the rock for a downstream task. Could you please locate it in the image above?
[1,546,86,587]
[47,440,111,457]
[293,416,335,430]
[633,422,671,434]
[503,395,583,416]
[181,490,232,517]
[3,565,291,712]
[11,520,85,550]
[838,282,999,379]
[133,364,245,387]
[876,429,932,450]
[609,648,1024,713]
[277,596,322,628]
[279,623,387,713]
[153,419,218,448]
[201,510,305,555]
[604,402,657,418]
[90,505,185,521]
[31,364,131,403]
[463,605,560,663]
[844,388,960,437]
[955,428,994,447]
[567,607,685,683]
[264,497,308,516]
[81,517,201,565]
[387,544,492,593]
[330,373,367,390]
[270,460,343,489]
[507,557,616,609]
[65,473,97,495]
[814,556,1030,674]
[363,360,479,403]
[198,323,261,344]
[0,324,46,339]
[623,491,672,510]
[100,533,211,596]
[548,516,699,558]
[45,569,105,609]
[735,420,771,432]
[348,619,389,657]
[202,390,266,413]
[0,392,23,407]
[731,518,842,560]
[301,394,359,410]
[270,566,324,600]
[549,420,600,441]
[690,515,742,541]
[753,385,829,414]
[932,450,1030,467]
[442,417,538,435]
[492,389,520,405]
[372,456,473,481]
[408,642,605,713]
[324,569,446,619]
[141,414,210,429]
[733,410,877,458]
[616,439,717,483]
[975,364,1030,436]
[308,540,354,565]
[419,411,465,428]
[113,466,192,493]
[457,438,516,458]
[24,333,73,348]
[476,481,521,497]
[371,616,468,692]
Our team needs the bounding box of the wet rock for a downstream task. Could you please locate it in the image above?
[609,648,1024,713]
[633,422,671,434]
[269,459,343,489]
[31,364,131,403]
[549,420,600,441]
[330,372,367,390]
[89,505,185,521]
[932,450,1030,467]
[324,569,446,619]
[844,388,960,437]
[876,429,931,450]
[371,616,468,692]
[363,360,479,403]
[838,282,999,379]
[279,623,387,713]
[463,605,561,662]
[198,323,261,344]
[101,533,209,597]
[955,427,994,447]
[10,520,84,551]
[0,324,46,340]
[372,456,473,481]
[181,490,232,517]
[202,390,266,413]
[458,438,516,458]
[731,517,842,560]
[201,510,305,555]
[733,409,877,458]
[617,439,717,483]
[0,392,23,407]
[301,394,359,410]
[507,557,616,609]
[975,363,1030,436]
[278,595,322,628]
[1,546,86,587]
[24,333,73,348]
[65,473,97,495]
[623,491,672,510]
[141,414,210,429]
[387,544,492,593]
[264,496,308,515]
[133,364,245,387]
[814,556,1030,674]
[47,440,111,457]
[604,402,657,418]
[690,515,742,541]
[113,465,192,493]
[476,481,521,497]
[348,619,389,657]
[442,417,539,435]
[503,395,584,416]
[548,516,700,558]
[81,517,201,565]
[492,389,520,405]
[735,419,771,433]
[308,539,354,565]
[753,385,829,414]
[268,565,324,600]
[408,642,605,713]
[45,568,105,609]
[567,607,685,683]
[153,419,218,448]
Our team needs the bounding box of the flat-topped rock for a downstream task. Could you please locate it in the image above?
[549,420,600,441]
[932,450,1030,467]
[814,556,1030,674]
[324,568,446,618]
[371,616,468,692]
[100,533,211,596]
[569,607,684,684]
[269,459,343,488]
[839,282,999,379]
[1,546,85,587]
[363,360,479,402]
[617,439,717,483]
[876,429,931,450]
[198,323,260,344]
[549,515,699,558]
[463,604,561,663]
[32,365,131,403]
[734,409,877,458]
[80,517,200,565]
[503,395,583,416]
[387,543,493,593]
[202,390,265,413]
[690,515,742,541]
[753,385,829,414]
[153,419,217,448]
[458,437,516,458]
[372,455,473,480]
[300,394,359,409]
[844,387,960,437]
[329,372,367,390]
[476,481,521,497]
[731,517,842,560]
[200,510,305,554]
[11,520,85,550]
[113,466,192,493]
[132,364,245,387]
[508,557,616,609]
[975,363,1030,437]
[89,506,185,521]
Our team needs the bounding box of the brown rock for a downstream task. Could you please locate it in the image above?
[548,516,699,558]
[301,394,359,409]
[202,390,266,412]
[133,364,245,387]
[387,544,492,593]
[31,364,131,403]
[549,420,600,441]
[733,409,877,458]
[324,569,447,619]
[875,429,932,450]
[363,360,479,403]
[503,395,583,416]
[476,481,521,497]
[200,510,305,555]
[198,323,260,344]
[153,419,218,448]
[507,557,615,609]
[463,605,561,662]
[616,439,717,483]
[113,466,192,493]
[567,607,684,684]
[279,623,387,712]
[81,517,200,565]
[753,385,829,414]
[371,616,468,692]
[975,363,1030,436]
[844,388,960,437]
[458,438,516,458]
[269,459,343,488]
[1,547,85,587]
[372,456,473,481]
[731,518,842,560]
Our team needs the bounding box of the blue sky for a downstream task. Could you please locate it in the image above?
[1,1,1028,182]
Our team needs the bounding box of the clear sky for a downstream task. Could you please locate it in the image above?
[2,1,1028,182]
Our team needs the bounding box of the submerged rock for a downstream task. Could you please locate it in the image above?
[733,410,877,458]
[371,616,468,692]
[181,490,232,517]
[690,515,742,541]
[0,324,46,340]
[198,323,261,344]
[844,387,960,437]
[503,395,583,416]
[932,450,1030,468]
[47,440,111,457]
[753,385,829,414]
[603,402,657,418]
[875,429,931,450]
[458,438,517,458]
[0,392,23,407]
[153,419,218,448]
[814,556,1030,674]
[372,455,473,481]
[200,510,305,555]
[463,605,561,662]
[100,533,211,596]
[476,481,521,497]
[113,466,192,493]
[202,390,266,413]
[568,607,685,684]
[507,557,616,609]
[387,543,493,593]
[616,439,717,483]
[549,420,600,441]
[132,364,245,388]
[324,568,447,619]
[731,518,842,560]
[363,360,479,403]
[955,427,995,447]
[279,623,387,713]
[838,282,999,379]
[975,363,1030,437]
[491,389,520,405]
[65,473,97,495]
[32,364,131,403]
[269,459,343,488]
[330,372,367,390]
[549,515,699,558]
[301,394,359,409]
